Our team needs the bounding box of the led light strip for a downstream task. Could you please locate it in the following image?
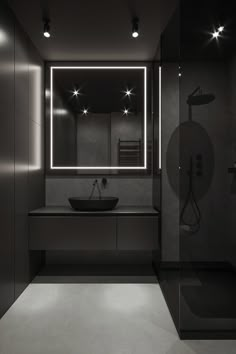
[50,66,147,170]
[159,66,162,170]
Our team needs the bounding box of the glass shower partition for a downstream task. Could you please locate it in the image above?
[179,0,236,338]
[160,0,236,339]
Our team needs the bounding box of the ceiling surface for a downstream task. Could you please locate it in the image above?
[7,0,177,61]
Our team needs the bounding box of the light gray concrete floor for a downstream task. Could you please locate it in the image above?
[0,277,236,354]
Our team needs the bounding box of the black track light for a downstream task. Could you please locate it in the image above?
[132,17,139,38]
[43,20,50,38]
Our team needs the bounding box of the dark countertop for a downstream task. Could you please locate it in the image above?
[29,206,159,216]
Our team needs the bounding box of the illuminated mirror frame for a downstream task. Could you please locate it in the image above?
[50,66,147,170]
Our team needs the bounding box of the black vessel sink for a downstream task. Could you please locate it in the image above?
[68,197,119,211]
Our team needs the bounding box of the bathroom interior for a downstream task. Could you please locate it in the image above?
[1,0,236,352]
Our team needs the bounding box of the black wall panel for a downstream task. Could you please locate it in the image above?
[0,1,15,318]
[0,1,45,315]
[14,22,30,299]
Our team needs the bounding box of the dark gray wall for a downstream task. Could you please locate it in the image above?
[77,113,110,167]
[0,1,15,317]
[0,1,45,316]
[46,177,153,206]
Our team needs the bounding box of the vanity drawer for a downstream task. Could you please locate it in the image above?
[29,216,116,250]
[117,216,158,251]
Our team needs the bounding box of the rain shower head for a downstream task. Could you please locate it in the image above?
[187,86,215,106]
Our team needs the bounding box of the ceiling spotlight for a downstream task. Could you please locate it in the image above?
[132,17,139,38]
[43,20,50,38]
[218,25,224,33]
[212,30,219,39]
[73,89,80,97]
[122,107,130,116]
[82,108,88,116]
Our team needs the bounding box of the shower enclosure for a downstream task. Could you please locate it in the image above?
[159,0,236,338]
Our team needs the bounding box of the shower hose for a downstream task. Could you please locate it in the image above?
[180,157,201,234]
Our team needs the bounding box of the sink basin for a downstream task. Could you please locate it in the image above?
[68,197,119,211]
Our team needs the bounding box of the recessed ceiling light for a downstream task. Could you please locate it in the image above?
[43,20,50,38]
[132,17,139,38]
[212,30,220,39]
[218,25,224,33]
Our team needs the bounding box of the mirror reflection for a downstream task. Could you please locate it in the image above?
[51,67,147,172]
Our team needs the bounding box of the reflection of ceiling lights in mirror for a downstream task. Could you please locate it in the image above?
[124,88,134,97]
[82,108,88,116]
[218,26,224,33]
[72,89,80,97]
[122,107,130,116]
[212,25,224,39]
[212,30,220,39]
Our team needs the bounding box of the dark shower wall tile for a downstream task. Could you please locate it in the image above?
[179,61,232,263]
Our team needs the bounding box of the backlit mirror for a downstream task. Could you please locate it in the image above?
[48,66,150,174]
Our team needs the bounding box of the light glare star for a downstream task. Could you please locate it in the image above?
[125,89,132,97]
[73,89,80,97]
[122,107,129,116]
[123,88,134,97]
[82,108,88,115]
[212,31,219,39]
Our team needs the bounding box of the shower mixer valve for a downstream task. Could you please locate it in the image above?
[195,154,203,176]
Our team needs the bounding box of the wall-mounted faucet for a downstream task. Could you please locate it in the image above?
[89,179,102,200]
[101,177,107,188]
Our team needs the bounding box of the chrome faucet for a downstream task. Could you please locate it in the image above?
[89,179,102,200]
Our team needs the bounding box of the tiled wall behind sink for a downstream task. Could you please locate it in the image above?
[46,177,152,206]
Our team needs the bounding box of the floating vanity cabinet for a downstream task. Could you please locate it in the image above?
[29,216,116,250]
[117,217,158,251]
[29,206,159,251]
